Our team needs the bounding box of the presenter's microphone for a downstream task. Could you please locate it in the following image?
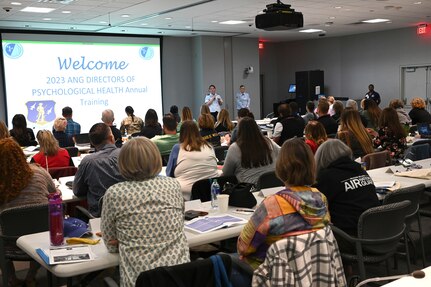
[355,270,425,287]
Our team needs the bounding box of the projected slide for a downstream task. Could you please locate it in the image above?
[1,33,162,135]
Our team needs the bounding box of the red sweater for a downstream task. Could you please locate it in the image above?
[32,148,70,168]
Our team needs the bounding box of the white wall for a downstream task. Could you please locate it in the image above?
[259,27,431,116]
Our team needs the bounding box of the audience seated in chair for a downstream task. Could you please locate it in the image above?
[166,121,219,200]
[31,130,71,169]
[101,109,122,148]
[9,114,37,147]
[314,139,380,238]
[134,109,162,139]
[0,138,56,287]
[73,123,124,217]
[101,137,189,287]
[151,114,179,159]
[53,117,75,148]
[223,117,280,186]
[237,138,330,269]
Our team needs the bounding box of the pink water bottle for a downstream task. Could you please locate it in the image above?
[48,192,64,246]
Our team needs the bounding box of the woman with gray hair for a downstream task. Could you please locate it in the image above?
[314,139,379,237]
[101,137,190,287]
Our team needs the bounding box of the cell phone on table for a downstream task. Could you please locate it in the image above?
[184,210,208,221]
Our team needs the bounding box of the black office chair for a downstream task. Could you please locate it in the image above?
[383,184,426,269]
[331,200,411,281]
[191,176,238,202]
[255,171,283,191]
[405,143,431,161]
[0,204,49,287]
[214,146,229,163]
[64,146,79,157]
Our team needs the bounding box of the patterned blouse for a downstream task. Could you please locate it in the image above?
[101,176,190,287]
[373,127,407,160]
[237,186,330,269]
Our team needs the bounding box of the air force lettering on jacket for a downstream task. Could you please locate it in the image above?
[342,175,374,192]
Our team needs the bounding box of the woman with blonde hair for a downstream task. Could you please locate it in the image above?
[0,120,9,139]
[200,104,211,115]
[389,99,411,126]
[198,113,220,147]
[176,106,195,133]
[101,137,189,287]
[215,108,235,133]
[167,120,218,200]
[0,138,56,286]
[337,109,374,158]
[53,117,75,147]
[304,121,327,154]
[409,97,431,125]
[31,130,71,168]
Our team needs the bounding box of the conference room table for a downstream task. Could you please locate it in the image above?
[366,158,431,189]
[16,192,266,285]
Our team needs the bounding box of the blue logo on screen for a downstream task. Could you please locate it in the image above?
[3,43,24,59]
[140,47,154,60]
[26,100,56,125]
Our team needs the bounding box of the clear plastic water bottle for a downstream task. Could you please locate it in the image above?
[48,192,64,246]
[211,179,221,209]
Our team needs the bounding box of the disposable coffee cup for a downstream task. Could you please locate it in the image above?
[218,194,230,213]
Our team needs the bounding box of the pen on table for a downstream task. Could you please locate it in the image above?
[236,209,255,213]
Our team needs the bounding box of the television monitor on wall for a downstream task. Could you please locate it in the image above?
[288,84,296,93]
[1,32,162,136]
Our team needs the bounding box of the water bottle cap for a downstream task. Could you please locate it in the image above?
[48,192,61,201]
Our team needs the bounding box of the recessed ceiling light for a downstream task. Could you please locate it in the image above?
[329,16,336,19]
[141,23,148,26]
[362,18,390,23]
[21,7,55,13]
[62,11,71,14]
[121,14,130,18]
[43,18,51,21]
[211,20,218,23]
[414,1,422,4]
[299,29,323,33]
[334,6,342,9]
[165,17,172,20]
[219,20,246,25]
[11,2,21,5]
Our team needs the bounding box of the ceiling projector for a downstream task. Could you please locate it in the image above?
[255,1,304,31]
